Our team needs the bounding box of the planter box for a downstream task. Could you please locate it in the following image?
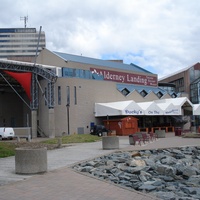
[15,147,47,174]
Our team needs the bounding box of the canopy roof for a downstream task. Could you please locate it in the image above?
[95,97,194,117]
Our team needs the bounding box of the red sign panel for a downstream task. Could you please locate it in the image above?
[90,68,157,86]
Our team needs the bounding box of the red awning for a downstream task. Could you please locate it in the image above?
[4,70,32,101]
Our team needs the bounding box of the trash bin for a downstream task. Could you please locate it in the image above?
[129,134,134,145]
[175,127,182,136]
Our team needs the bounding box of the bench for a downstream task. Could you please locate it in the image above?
[13,127,31,142]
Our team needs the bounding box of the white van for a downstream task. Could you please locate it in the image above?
[0,127,15,140]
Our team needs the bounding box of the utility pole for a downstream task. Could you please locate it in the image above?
[20,16,28,28]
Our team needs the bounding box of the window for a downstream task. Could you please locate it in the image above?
[58,86,61,105]
[74,86,77,105]
[121,88,130,96]
[140,90,148,97]
[66,86,70,106]
[157,91,163,98]
[171,93,177,98]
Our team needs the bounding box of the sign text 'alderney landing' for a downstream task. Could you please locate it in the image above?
[90,68,157,86]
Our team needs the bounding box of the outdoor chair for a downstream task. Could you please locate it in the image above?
[141,132,150,144]
[149,132,157,141]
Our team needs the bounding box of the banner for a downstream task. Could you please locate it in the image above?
[4,70,32,101]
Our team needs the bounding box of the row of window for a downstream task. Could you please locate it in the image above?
[159,86,175,93]
[0,39,46,43]
[170,78,184,93]
[0,44,45,48]
[0,49,43,53]
[63,67,103,80]
[0,34,45,38]
[0,28,36,33]
[121,88,177,98]
[190,81,200,104]
[56,86,77,106]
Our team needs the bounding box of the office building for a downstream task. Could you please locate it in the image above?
[0,28,46,62]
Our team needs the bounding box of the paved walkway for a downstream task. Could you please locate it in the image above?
[0,133,200,200]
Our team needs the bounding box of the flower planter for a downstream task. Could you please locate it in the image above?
[15,147,47,174]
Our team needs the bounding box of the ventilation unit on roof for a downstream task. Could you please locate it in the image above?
[157,91,163,98]
[140,90,148,97]
[121,88,130,96]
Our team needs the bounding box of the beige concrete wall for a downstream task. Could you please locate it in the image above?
[38,76,175,137]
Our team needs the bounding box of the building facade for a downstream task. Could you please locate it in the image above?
[159,62,200,128]
[33,48,192,137]
[0,28,46,62]
[0,48,197,137]
[159,63,200,102]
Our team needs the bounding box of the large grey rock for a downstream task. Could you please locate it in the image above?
[156,164,177,176]
[73,146,200,200]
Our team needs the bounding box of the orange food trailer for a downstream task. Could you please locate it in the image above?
[104,116,138,136]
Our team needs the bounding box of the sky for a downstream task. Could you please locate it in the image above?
[0,0,200,79]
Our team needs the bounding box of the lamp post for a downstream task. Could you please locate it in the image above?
[66,103,70,135]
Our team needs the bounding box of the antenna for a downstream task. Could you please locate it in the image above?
[20,16,28,28]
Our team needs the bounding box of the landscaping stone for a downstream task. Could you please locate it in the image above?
[72,146,200,200]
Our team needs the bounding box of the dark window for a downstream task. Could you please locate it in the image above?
[74,86,77,105]
[121,88,130,96]
[140,90,148,97]
[66,86,70,106]
[58,86,61,105]
[157,91,163,98]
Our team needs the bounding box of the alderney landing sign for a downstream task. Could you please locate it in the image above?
[90,68,157,86]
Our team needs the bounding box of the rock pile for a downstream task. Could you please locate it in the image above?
[73,146,200,200]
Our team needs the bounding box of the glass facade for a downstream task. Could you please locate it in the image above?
[169,78,184,93]
[190,65,200,104]
[62,67,103,80]
[190,77,200,104]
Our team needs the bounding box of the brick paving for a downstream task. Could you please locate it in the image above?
[0,133,200,200]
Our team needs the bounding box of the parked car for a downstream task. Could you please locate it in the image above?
[90,125,109,137]
[0,127,15,140]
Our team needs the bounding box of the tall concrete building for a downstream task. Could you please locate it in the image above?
[0,28,46,62]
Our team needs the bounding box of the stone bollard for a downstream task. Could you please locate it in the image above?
[57,137,62,148]
[15,147,47,174]
[102,136,119,150]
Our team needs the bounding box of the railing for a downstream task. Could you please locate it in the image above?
[138,126,174,133]
[37,125,47,137]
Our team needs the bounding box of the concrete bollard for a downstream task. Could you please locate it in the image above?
[15,147,47,174]
[102,136,119,150]
[57,137,62,148]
